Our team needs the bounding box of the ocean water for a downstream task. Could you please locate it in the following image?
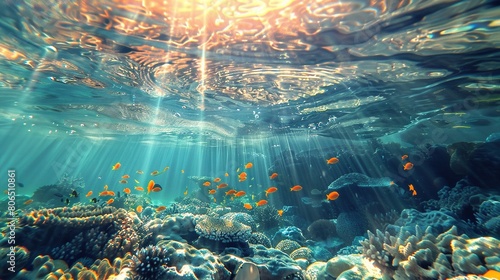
[0,0,499,279]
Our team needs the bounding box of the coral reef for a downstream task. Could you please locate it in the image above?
[253,204,280,231]
[475,198,500,238]
[336,211,368,244]
[144,213,197,243]
[272,226,306,246]
[360,225,500,279]
[248,232,272,248]
[275,239,301,255]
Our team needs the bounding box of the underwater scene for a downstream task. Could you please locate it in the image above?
[1,0,500,279]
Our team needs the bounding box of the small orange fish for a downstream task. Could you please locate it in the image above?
[224,172,229,177]
[209,189,216,195]
[403,162,414,171]
[408,184,415,192]
[136,170,144,174]
[150,170,161,176]
[135,186,144,191]
[119,179,128,184]
[217,183,229,189]
[86,191,93,197]
[122,174,130,179]
[214,177,221,183]
[156,206,166,212]
[238,172,247,182]
[326,191,340,201]
[265,187,278,197]
[136,205,143,213]
[203,181,211,187]
[401,154,409,160]
[106,198,114,205]
[290,185,303,192]
[326,157,339,164]
[412,190,417,196]
[225,189,237,196]
[123,188,131,194]
[234,191,246,197]
[256,199,268,207]
[245,162,253,169]
[24,199,34,205]
[277,209,284,217]
[269,173,278,180]
[243,203,253,210]
[99,191,114,196]
[112,162,121,170]
[147,180,155,194]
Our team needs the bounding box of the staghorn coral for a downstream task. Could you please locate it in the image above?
[195,215,252,243]
[130,245,170,280]
[360,224,500,279]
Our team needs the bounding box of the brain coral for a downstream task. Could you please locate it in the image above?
[195,216,252,243]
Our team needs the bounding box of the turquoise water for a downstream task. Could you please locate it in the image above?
[1,0,499,279]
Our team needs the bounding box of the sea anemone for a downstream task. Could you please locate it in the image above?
[130,245,170,280]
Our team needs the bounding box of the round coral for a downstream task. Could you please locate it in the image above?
[131,245,170,280]
[307,219,336,241]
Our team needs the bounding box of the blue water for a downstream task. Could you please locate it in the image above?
[0,0,499,279]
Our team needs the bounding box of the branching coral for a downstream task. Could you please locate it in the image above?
[360,225,500,279]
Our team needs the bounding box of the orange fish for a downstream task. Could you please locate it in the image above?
[277,209,284,217]
[136,170,144,174]
[243,203,253,210]
[290,185,303,192]
[403,162,414,171]
[326,191,340,201]
[224,172,229,177]
[265,187,278,197]
[256,199,268,207]
[119,179,128,184]
[269,173,278,180]
[217,183,229,189]
[401,154,409,160]
[135,186,144,191]
[238,172,247,182]
[24,199,34,205]
[136,205,143,213]
[147,180,155,194]
[234,191,246,197]
[209,189,216,195]
[408,184,415,192]
[225,189,237,196]
[412,190,417,196]
[123,188,131,194]
[203,181,211,187]
[122,174,130,179]
[112,162,121,170]
[245,162,253,169]
[152,187,162,192]
[86,191,93,197]
[326,157,339,164]
[99,191,115,196]
[150,170,161,176]
[106,198,114,205]
[156,206,166,212]
[214,178,221,183]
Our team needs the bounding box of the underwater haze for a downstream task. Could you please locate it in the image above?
[1,0,500,279]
